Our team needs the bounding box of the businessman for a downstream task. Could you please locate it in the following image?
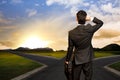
[65,10,103,80]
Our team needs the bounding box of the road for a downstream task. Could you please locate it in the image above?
[10,51,120,80]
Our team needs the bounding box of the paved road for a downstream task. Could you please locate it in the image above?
[93,56,120,80]
[10,51,120,80]
[9,51,58,66]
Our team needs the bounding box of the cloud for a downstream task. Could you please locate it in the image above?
[0,18,10,24]
[114,0,120,7]
[86,2,120,28]
[26,9,37,17]
[0,12,17,32]
[93,28,120,48]
[0,13,11,24]
[35,3,40,7]
[0,41,15,47]
[46,0,84,15]
[45,0,120,19]
[0,0,7,4]
[46,0,82,6]
[0,26,17,31]
[101,3,120,15]
[11,0,23,4]
[0,30,22,49]
[92,38,117,48]
[94,29,120,39]
[114,40,120,44]
[0,43,10,50]
[85,1,120,48]
[70,6,79,16]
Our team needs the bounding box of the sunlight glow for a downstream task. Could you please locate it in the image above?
[20,36,49,49]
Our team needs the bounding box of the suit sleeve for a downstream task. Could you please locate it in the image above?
[88,17,104,33]
[65,32,74,61]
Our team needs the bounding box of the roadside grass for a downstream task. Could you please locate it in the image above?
[21,50,120,59]
[0,51,42,80]
[94,51,120,58]
[109,61,120,71]
[21,51,66,59]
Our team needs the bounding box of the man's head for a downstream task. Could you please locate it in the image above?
[76,10,87,24]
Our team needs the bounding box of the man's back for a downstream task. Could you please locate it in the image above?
[69,24,94,64]
[66,17,103,64]
[69,24,93,49]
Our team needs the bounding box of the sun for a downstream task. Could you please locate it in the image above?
[20,36,49,49]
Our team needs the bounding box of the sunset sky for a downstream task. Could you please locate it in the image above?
[0,0,120,50]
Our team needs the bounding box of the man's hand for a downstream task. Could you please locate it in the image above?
[65,61,69,64]
[86,16,91,21]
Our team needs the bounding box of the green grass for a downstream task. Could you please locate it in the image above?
[0,51,42,80]
[22,51,120,59]
[35,52,66,58]
[109,62,120,71]
[22,51,66,59]
[94,51,120,58]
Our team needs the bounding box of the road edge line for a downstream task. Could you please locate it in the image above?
[11,64,47,80]
[104,63,120,76]
[94,55,120,60]
[94,55,120,76]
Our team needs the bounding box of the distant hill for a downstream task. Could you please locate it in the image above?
[14,47,53,52]
[15,47,30,50]
[102,44,120,51]
[94,44,120,51]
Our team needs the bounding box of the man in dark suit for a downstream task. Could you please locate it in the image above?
[65,10,103,80]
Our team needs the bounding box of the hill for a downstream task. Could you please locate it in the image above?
[14,47,53,52]
[94,44,120,51]
[102,44,120,51]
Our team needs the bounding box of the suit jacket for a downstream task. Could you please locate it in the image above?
[66,17,103,64]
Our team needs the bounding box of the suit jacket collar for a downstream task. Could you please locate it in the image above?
[76,24,85,29]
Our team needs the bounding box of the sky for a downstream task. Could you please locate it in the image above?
[0,0,120,50]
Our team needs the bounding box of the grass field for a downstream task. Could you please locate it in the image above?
[0,50,119,80]
[109,61,120,71]
[0,51,42,80]
[21,50,120,59]
[94,51,120,58]
[20,51,66,59]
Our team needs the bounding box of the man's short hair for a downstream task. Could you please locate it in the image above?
[76,10,87,24]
